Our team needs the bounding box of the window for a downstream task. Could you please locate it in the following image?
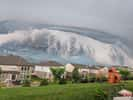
[21,67,23,71]
[27,75,30,79]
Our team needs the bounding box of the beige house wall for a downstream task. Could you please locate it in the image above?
[35,71,53,80]
[0,72,20,82]
[0,65,34,82]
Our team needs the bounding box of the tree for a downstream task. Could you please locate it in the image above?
[72,67,81,83]
[50,68,65,83]
[119,69,130,80]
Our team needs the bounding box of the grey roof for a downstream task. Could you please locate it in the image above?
[37,61,63,66]
[0,55,32,66]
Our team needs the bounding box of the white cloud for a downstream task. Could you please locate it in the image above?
[0,28,133,66]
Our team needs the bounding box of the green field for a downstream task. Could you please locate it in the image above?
[0,81,133,100]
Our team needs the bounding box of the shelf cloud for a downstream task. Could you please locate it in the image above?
[0,0,133,65]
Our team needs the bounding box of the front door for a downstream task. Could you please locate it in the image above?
[12,74,16,81]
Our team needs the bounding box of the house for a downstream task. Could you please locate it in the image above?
[79,68,90,77]
[0,65,20,82]
[0,55,34,83]
[65,63,90,78]
[97,67,108,77]
[118,66,133,74]
[34,62,109,80]
[65,64,75,73]
[89,66,109,78]
[64,63,109,78]
[65,63,91,77]
[64,63,75,79]
[34,61,64,80]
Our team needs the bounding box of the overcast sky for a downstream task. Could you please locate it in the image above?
[0,0,133,41]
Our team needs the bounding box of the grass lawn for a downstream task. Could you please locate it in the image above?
[0,81,133,100]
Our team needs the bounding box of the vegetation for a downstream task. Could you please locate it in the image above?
[88,75,96,82]
[0,82,6,88]
[22,80,31,87]
[72,67,81,83]
[0,81,133,100]
[96,76,108,83]
[1,65,133,100]
[127,74,133,80]
[50,68,65,83]
[59,77,67,84]
[40,79,49,86]
[31,75,42,82]
[80,76,89,83]
[119,69,130,80]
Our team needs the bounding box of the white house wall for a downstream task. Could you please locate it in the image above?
[0,65,20,72]
[35,66,52,73]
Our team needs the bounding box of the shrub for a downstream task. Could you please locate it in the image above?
[12,80,21,85]
[95,84,123,100]
[59,78,67,84]
[22,80,31,87]
[96,76,107,83]
[0,82,7,87]
[80,76,89,83]
[119,69,130,80]
[89,76,96,83]
[40,79,49,86]
[72,67,81,83]
[31,81,40,87]
[101,76,107,82]
[128,75,133,80]
[95,88,107,100]
[31,75,42,81]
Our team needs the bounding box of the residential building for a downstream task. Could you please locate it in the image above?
[0,55,34,83]
[79,68,90,77]
[64,63,75,79]
[65,63,109,78]
[34,61,64,80]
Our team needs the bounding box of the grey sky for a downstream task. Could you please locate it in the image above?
[0,0,133,40]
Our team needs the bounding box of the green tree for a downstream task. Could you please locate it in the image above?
[119,69,130,80]
[72,67,81,83]
[50,68,65,83]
